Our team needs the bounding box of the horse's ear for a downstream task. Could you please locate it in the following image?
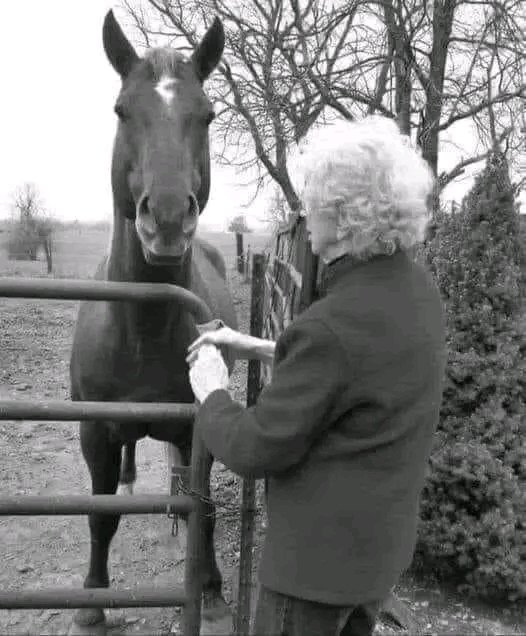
[191,17,224,82]
[103,10,139,79]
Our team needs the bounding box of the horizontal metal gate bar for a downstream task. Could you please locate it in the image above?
[0,495,194,515]
[0,400,196,422]
[0,586,187,609]
[0,277,211,322]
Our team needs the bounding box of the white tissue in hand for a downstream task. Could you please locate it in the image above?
[197,344,225,366]
[190,344,229,403]
[200,344,229,382]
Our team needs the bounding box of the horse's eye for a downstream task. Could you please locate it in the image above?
[114,103,129,121]
[206,111,215,126]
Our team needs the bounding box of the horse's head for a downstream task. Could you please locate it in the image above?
[103,10,224,265]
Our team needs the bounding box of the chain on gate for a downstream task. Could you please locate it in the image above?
[168,468,254,537]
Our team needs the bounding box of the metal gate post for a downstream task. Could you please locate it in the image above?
[182,426,210,635]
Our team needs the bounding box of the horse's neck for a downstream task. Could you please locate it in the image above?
[106,212,193,353]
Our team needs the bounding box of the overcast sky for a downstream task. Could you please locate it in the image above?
[0,1,521,230]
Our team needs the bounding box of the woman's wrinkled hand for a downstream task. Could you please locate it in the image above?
[188,344,229,404]
[186,326,248,365]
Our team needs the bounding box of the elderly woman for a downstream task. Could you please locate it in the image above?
[187,115,446,636]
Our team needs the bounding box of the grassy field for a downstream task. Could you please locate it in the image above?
[0,224,273,279]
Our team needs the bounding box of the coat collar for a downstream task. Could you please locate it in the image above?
[322,249,409,293]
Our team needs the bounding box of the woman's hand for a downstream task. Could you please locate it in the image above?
[188,344,229,404]
[186,326,249,365]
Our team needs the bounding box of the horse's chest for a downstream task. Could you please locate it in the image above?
[121,344,193,402]
[99,341,194,444]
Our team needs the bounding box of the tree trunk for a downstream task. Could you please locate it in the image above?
[420,0,456,179]
[384,0,412,135]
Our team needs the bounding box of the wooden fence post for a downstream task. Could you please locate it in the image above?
[235,253,265,635]
[297,218,319,311]
[244,245,252,282]
[44,237,53,274]
[236,232,244,274]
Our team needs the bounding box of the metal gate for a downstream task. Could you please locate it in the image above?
[0,277,214,636]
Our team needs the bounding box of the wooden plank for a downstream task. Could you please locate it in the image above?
[269,256,303,289]
[260,363,272,386]
[264,312,277,342]
[262,319,273,344]
[270,311,281,339]
[264,274,287,326]
[265,272,286,306]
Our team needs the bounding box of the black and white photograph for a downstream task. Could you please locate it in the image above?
[0,1,524,634]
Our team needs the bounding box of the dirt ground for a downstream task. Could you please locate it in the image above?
[0,231,524,635]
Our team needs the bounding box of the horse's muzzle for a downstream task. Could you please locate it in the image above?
[136,192,198,265]
[141,242,189,266]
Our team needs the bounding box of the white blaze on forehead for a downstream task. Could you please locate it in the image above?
[155,75,179,105]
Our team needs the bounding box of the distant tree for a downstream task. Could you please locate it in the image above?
[7,183,55,273]
[227,214,252,234]
[227,214,251,273]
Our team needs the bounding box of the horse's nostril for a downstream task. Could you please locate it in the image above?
[138,195,150,217]
[183,194,199,234]
[188,194,199,216]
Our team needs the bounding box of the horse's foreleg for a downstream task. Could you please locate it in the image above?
[74,422,122,629]
[117,441,137,495]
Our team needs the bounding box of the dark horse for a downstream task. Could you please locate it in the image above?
[69,10,236,631]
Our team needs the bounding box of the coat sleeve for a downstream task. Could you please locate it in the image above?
[194,318,346,478]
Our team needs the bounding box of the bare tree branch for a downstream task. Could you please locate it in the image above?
[121,0,525,217]
[438,126,513,188]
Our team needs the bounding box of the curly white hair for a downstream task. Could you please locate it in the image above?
[291,116,435,259]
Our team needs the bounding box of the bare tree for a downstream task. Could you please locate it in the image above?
[288,0,524,188]
[227,214,252,234]
[8,183,54,272]
[262,186,293,232]
[12,183,43,226]
[121,0,525,214]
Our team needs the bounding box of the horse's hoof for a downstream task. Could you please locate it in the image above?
[70,608,106,635]
[201,591,231,621]
[68,624,106,636]
[199,613,233,635]
[200,595,232,635]
[117,482,134,495]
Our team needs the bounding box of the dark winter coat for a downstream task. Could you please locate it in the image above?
[196,250,447,605]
